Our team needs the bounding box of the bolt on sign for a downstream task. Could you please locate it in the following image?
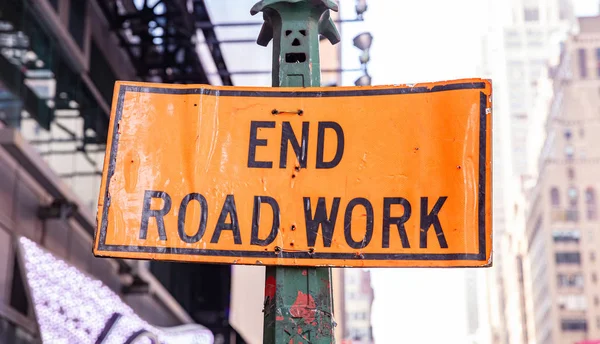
[93,79,493,267]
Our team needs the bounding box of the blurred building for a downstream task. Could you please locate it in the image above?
[477,0,533,342]
[525,15,600,344]
[465,269,495,344]
[504,0,575,180]
[341,269,374,344]
[478,0,578,343]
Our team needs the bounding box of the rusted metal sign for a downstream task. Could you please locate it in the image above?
[93,79,493,267]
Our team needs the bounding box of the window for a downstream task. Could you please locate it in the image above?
[592,252,597,261]
[593,273,598,284]
[553,230,580,243]
[567,210,579,222]
[597,316,600,329]
[568,187,578,207]
[586,188,597,220]
[580,127,585,138]
[558,295,587,311]
[595,296,599,306]
[505,37,522,49]
[564,129,572,140]
[579,49,588,78]
[526,29,543,47]
[568,168,575,180]
[524,7,539,21]
[551,188,560,207]
[68,0,87,49]
[557,273,584,288]
[530,59,546,80]
[561,319,587,331]
[597,48,600,77]
[556,252,581,264]
[565,145,574,160]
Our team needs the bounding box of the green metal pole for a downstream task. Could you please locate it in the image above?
[251,1,340,343]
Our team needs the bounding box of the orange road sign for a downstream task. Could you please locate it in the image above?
[93,79,492,267]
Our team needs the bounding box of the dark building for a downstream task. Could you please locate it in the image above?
[0,0,243,343]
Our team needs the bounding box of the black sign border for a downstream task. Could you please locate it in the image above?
[97,82,489,262]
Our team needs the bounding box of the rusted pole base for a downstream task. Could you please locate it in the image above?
[263,267,335,343]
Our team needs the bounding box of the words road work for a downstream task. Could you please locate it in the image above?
[93,79,493,267]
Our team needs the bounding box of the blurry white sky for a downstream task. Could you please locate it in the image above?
[336,0,599,343]
[576,0,600,17]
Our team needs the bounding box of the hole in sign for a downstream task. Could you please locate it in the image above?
[285,53,306,63]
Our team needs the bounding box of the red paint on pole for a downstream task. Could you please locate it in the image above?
[320,278,330,289]
[276,315,284,321]
[302,269,307,276]
[265,276,276,300]
[289,291,316,324]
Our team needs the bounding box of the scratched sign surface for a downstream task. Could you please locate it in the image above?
[93,79,493,267]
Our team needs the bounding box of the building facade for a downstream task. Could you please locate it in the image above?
[341,269,374,344]
[479,1,578,342]
[526,15,600,344]
[0,0,259,342]
[504,0,575,179]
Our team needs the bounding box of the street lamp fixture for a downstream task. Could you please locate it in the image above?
[353,32,373,51]
[355,0,368,19]
[353,32,373,85]
[354,74,372,86]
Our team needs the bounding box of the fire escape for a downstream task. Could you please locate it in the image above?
[97,0,232,85]
[96,1,240,342]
